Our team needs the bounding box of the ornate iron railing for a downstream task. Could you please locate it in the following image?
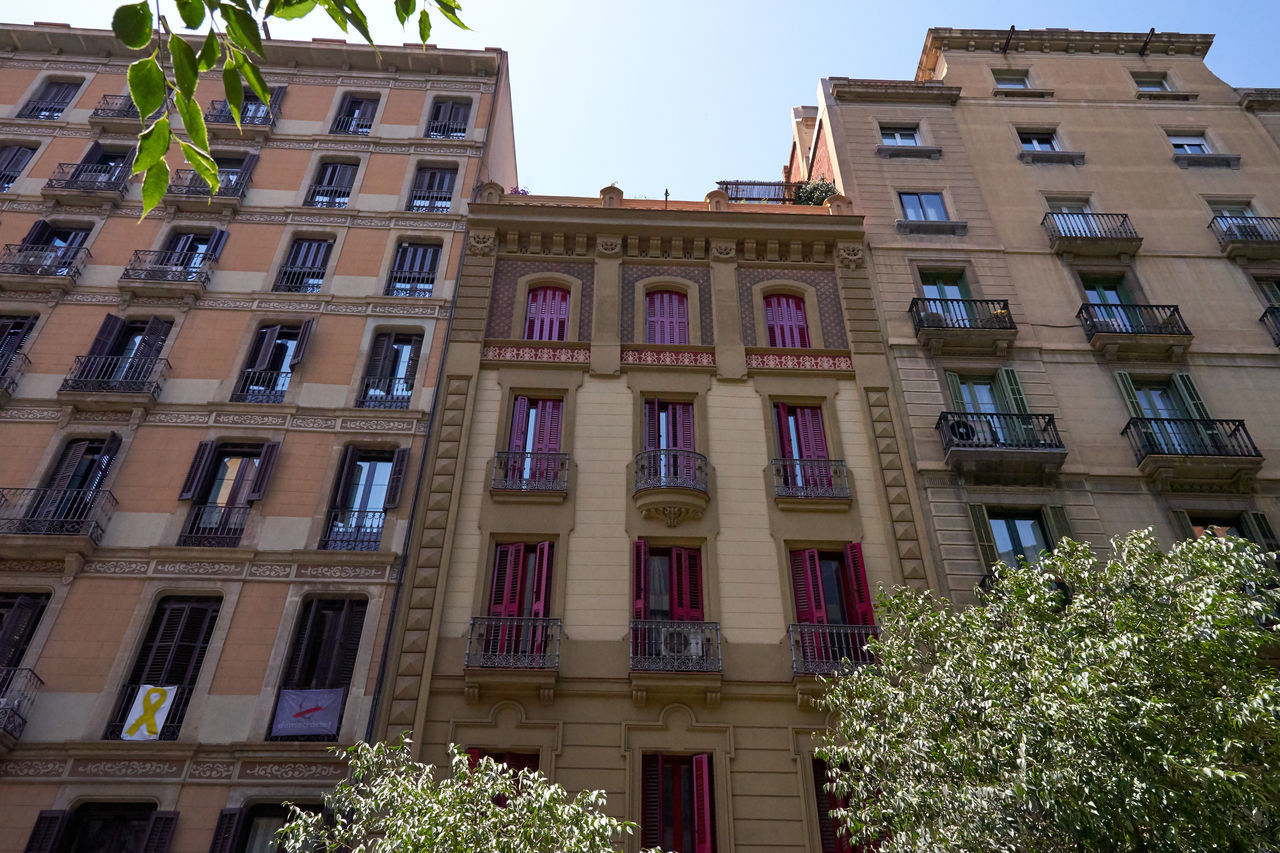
[0,487,117,542]
[44,162,130,194]
[633,449,708,494]
[230,369,291,404]
[16,99,71,120]
[319,509,385,551]
[1261,307,1280,347]
[427,118,467,138]
[1209,215,1280,245]
[330,115,373,135]
[788,624,877,674]
[1122,418,1261,461]
[122,249,213,284]
[0,167,22,193]
[384,268,435,297]
[90,94,142,119]
[61,355,169,397]
[1041,212,1139,241]
[1077,303,1190,337]
[1,352,29,396]
[166,168,246,198]
[936,411,1065,451]
[630,620,722,672]
[274,265,327,293]
[0,244,90,279]
[771,458,851,499]
[104,683,193,740]
[716,180,800,204]
[908,298,1015,331]
[177,503,250,548]
[206,99,275,126]
[357,376,413,409]
[465,617,561,669]
[405,188,452,212]
[0,667,43,742]
[303,183,352,208]
[491,451,569,492]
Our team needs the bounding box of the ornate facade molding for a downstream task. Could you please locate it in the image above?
[69,759,183,778]
[620,348,717,368]
[238,761,346,781]
[153,562,243,577]
[82,560,150,575]
[297,564,387,580]
[213,413,289,427]
[0,408,60,421]
[0,560,63,573]
[744,351,855,372]
[481,343,591,365]
[340,418,413,433]
[0,759,67,778]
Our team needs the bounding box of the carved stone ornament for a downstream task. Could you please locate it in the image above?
[642,505,704,528]
[710,240,737,260]
[596,238,622,257]
[836,246,865,270]
[468,231,496,256]
[187,760,235,780]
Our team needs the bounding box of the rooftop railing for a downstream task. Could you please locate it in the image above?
[716,180,800,204]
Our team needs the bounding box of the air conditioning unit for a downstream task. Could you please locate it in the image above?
[947,418,977,443]
[660,625,701,658]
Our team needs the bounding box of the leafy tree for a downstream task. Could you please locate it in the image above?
[277,735,661,852]
[818,529,1280,852]
[111,0,468,216]
[793,177,836,206]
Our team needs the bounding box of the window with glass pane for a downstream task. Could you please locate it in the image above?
[880,125,919,146]
[988,512,1048,567]
[921,270,969,301]
[1019,131,1058,151]
[898,192,949,221]
[1255,278,1280,306]
[1168,134,1210,154]
[1132,73,1169,92]
[0,145,35,192]
[951,375,1002,414]
[993,70,1030,88]
[1189,515,1244,540]
[641,753,715,853]
[332,94,377,134]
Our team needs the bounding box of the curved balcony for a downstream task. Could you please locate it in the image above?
[491,451,569,502]
[1076,303,1192,360]
[1042,212,1142,257]
[59,355,169,409]
[0,668,43,755]
[1122,417,1263,490]
[633,449,709,527]
[630,620,722,673]
[177,503,250,548]
[771,458,851,510]
[936,411,1067,480]
[1210,216,1280,260]
[908,297,1016,355]
[788,624,877,675]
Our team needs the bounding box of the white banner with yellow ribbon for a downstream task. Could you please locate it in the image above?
[121,684,176,741]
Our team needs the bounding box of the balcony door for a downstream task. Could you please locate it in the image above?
[486,542,553,658]
[640,753,715,853]
[920,270,971,325]
[25,434,120,531]
[1116,372,1214,454]
[644,399,695,484]
[790,546,874,669]
[323,449,400,550]
[946,369,1030,444]
[360,332,421,408]
[632,542,706,664]
[181,446,262,546]
[774,403,830,491]
[82,315,171,386]
[1048,200,1097,236]
[506,397,562,486]
[1081,274,1134,331]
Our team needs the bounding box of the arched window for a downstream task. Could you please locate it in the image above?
[645,290,689,345]
[764,293,810,348]
[524,287,569,341]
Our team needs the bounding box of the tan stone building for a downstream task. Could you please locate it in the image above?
[785,27,1280,606]
[0,23,514,852]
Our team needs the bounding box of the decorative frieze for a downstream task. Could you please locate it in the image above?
[620,348,716,368]
[82,560,150,575]
[297,564,387,580]
[745,351,855,372]
[213,413,289,427]
[238,761,346,781]
[187,760,235,780]
[0,408,60,422]
[481,344,591,364]
[70,759,183,778]
[0,560,63,573]
[0,760,68,778]
[340,418,414,433]
[81,556,394,582]
[153,562,243,577]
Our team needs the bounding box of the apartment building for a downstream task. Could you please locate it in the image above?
[0,23,514,852]
[374,182,932,853]
[785,27,1280,606]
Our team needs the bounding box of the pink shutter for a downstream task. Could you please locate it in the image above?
[673,547,704,621]
[524,289,542,340]
[531,400,562,453]
[550,288,568,340]
[789,548,827,624]
[525,287,569,342]
[508,396,530,452]
[692,753,714,853]
[645,290,661,343]
[631,540,649,619]
[775,403,795,458]
[764,296,779,347]
[529,541,552,618]
[672,403,695,451]
[845,543,875,626]
[796,407,829,459]
[644,399,661,451]
[488,544,525,618]
[673,291,689,344]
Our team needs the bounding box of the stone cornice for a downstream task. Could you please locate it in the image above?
[1240,89,1280,112]
[829,78,961,105]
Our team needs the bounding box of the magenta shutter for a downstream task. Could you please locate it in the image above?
[692,753,714,853]
[796,407,829,459]
[640,755,662,848]
[672,547,704,621]
[488,543,525,618]
[790,548,827,624]
[672,403,695,450]
[508,396,530,452]
[765,294,809,348]
[529,541,552,618]
[644,399,661,451]
[524,287,568,341]
[845,543,875,626]
[775,403,795,458]
[631,540,649,619]
[645,290,689,345]
[531,400,562,453]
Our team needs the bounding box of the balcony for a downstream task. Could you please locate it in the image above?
[303,183,351,209]
[1076,303,1192,360]
[384,269,435,297]
[490,451,569,501]
[936,411,1068,480]
[465,616,561,669]
[405,189,452,213]
[16,99,71,121]
[1261,307,1280,347]
[230,369,291,404]
[205,99,276,134]
[895,217,968,237]
[771,458,851,510]
[356,377,413,410]
[0,668,43,755]
[88,94,161,131]
[42,162,130,203]
[715,180,799,204]
[119,249,214,299]
[330,115,372,135]
[0,244,90,292]
[1122,418,1263,490]
[274,265,326,294]
[631,620,722,673]
[59,355,169,409]
[908,298,1017,355]
[633,449,710,527]
[1209,216,1280,261]
[788,624,876,675]
[177,504,250,548]
[1042,212,1142,258]
[318,509,385,551]
[1,353,29,403]
[0,487,117,554]
[165,168,247,211]
[427,118,467,139]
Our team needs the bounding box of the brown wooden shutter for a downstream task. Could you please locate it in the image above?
[383,446,410,509]
[363,333,392,381]
[84,432,122,490]
[968,504,999,570]
[282,598,367,690]
[22,810,68,853]
[269,86,287,113]
[206,229,229,260]
[239,153,259,181]
[142,811,179,853]
[329,446,359,510]
[0,592,50,669]
[245,441,280,502]
[136,316,172,360]
[19,220,54,247]
[206,809,242,853]
[250,325,280,371]
[290,318,316,368]
[404,335,423,386]
[178,441,217,501]
[86,314,126,357]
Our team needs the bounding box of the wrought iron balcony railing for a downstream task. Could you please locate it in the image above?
[61,355,169,397]
[405,189,452,212]
[273,265,327,293]
[0,244,90,280]
[319,509,385,551]
[1041,212,1140,241]
[1122,418,1261,461]
[491,451,570,492]
[1,352,29,396]
[716,180,800,204]
[206,99,275,126]
[384,269,435,297]
[909,298,1015,331]
[465,616,561,669]
[177,503,250,548]
[330,115,373,135]
[104,683,193,740]
[16,99,71,120]
[630,620,722,673]
[1077,303,1190,337]
[771,458,851,499]
[44,162,130,195]
[166,168,246,198]
[788,624,877,675]
[0,667,43,743]
[1262,306,1280,347]
[357,376,413,409]
[90,94,143,120]
[121,249,213,284]
[634,449,708,494]
[936,411,1065,452]
[0,168,22,193]
[427,119,467,138]
[303,183,352,208]
[1209,216,1280,246]
[230,369,291,404]
[0,487,117,542]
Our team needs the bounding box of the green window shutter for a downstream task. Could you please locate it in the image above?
[1171,372,1212,420]
[1241,511,1280,551]
[944,371,965,411]
[968,504,999,569]
[1169,509,1195,540]
[995,367,1029,414]
[1114,371,1142,417]
[1042,505,1072,547]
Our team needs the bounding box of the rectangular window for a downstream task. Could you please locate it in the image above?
[645,290,690,345]
[790,545,874,627]
[1174,510,1278,551]
[358,332,422,408]
[524,287,570,341]
[40,434,120,493]
[483,542,555,663]
[305,162,357,208]
[331,94,378,135]
[0,592,50,668]
[407,166,456,212]
[641,753,715,853]
[18,79,81,119]
[274,239,333,293]
[104,596,220,740]
[763,294,810,348]
[812,758,853,853]
[988,511,1049,567]
[39,803,175,853]
[992,70,1030,88]
[1256,277,1280,306]
[632,542,703,622]
[427,98,470,138]
[177,442,276,548]
[1018,131,1058,151]
[268,597,366,740]
[0,145,36,192]
[1168,133,1210,154]
[386,242,440,296]
[320,447,406,551]
[898,192,948,221]
[0,314,37,362]
[232,323,310,403]
[465,749,540,773]
[644,399,695,452]
[1132,72,1169,92]
[880,125,919,146]
[775,403,829,460]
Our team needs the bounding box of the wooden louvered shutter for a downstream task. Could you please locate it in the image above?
[291,318,316,368]
[528,541,553,618]
[245,442,280,502]
[673,547,704,621]
[488,544,525,618]
[640,754,662,848]
[268,86,287,113]
[450,100,470,127]
[329,446,359,510]
[692,753,714,853]
[86,314,126,358]
[796,406,829,460]
[1114,371,1142,417]
[1242,512,1280,552]
[845,543,875,626]
[645,290,662,344]
[281,599,319,688]
[404,335,423,385]
[532,400,562,454]
[206,808,242,853]
[1171,372,1212,420]
[206,229,229,260]
[775,403,795,458]
[644,399,661,451]
[136,317,172,360]
[996,367,1029,414]
[239,153,259,182]
[364,333,392,381]
[80,140,103,166]
[632,540,649,619]
[508,396,531,453]
[19,220,54,247]
[22,810,68,853]
[672,402,695,451]
[142,811,179,853]
[944,371,965,411]
[1170,509,1195,540]
[84,432,121,490]
[250,325,280,371]
[327,598,367,690]
[790,548,826,624]
[0,593,49,669]
[383,447,409,509]
[1042,506,1072,548]
[0,145,33,175]
[178,441,217,500]
[968,504,999,570]
[43,439,89,492]
[812,759,844,853]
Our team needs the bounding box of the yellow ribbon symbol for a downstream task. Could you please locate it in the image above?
[125,687,169,737]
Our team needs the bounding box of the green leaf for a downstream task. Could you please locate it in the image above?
[169,34,199,99]
[196,31,219,72]
[140,159,169,218]
[175,0,205,29]
[112,2,153,50]
[417,9,431,44]
[221,5,264,56]
[127,55,166,119]
[238,58,271,109]
[134,115,170,174]
[222,53,244,129]
[433,0,467,29]
[180,140,219,193]
[338,0,374,45]
[174,91,209,152]
[271,0,317,19]
[317,0,349,31]
[395,0,415,25]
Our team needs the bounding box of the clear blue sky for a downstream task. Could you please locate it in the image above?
[16,0,1278,199]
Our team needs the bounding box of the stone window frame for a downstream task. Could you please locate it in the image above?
[322,89,384,136]
[264,227,346,295]
[749,279,825,350]
[508,271,584,342]
[294,151,368,209]
[631,277,704,346]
